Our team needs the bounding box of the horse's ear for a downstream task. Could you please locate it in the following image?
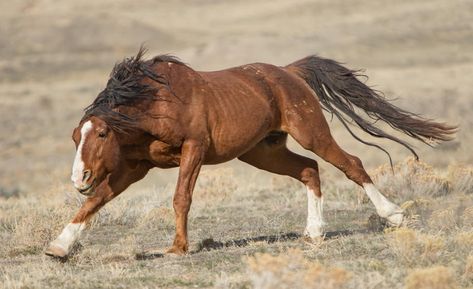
[72,126,80,143]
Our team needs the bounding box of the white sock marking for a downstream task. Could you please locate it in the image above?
[304,187,324,238]
[49,223,85,253]
[71,120,93,187]
[363,183,403,226]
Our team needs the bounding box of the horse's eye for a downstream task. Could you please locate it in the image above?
[98,132,106,138]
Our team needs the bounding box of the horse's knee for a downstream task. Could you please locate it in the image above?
[300,166,318,180]
[300,166,321,197]
[173,193,192,213]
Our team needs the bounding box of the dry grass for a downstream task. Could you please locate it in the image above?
[245,248,351,289]
[460,207,473,227]
[464,256,473,280]
[194,167,237,203]
[1,163,473,288]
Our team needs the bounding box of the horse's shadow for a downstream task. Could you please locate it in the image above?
[135,226,380,260]
[49,214,387,262]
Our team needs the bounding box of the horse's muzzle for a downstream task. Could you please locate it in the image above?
[75,179,95,196]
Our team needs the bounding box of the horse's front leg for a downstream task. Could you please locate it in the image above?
[167,140,204,255]
[45,194,107,257]
[45,163,150,258]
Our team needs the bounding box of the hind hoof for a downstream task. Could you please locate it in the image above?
[386,212,404,227]
[45,244,68,258]
[304,224,324,239]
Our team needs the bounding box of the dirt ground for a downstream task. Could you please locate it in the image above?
[1,0,473,288]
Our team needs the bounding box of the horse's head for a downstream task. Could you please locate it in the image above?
[71,116,121,196]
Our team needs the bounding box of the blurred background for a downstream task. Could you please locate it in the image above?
[1,0,472,196]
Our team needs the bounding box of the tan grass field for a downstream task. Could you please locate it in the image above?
[1,0,473,288]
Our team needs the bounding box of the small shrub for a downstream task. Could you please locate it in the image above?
[417,233,444,261]
[405,266,457,289]
[386,228,445,264]
[386,227,417,263]
[428,208,457,231]
[454,232,473,250]
[447,165,473,194]
[400,199,432,228]
[372,158,450,200]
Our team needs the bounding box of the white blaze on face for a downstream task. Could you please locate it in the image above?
[71,120,93,187]
[304,187,325,238]
[49,222,86,254]
[363,183,403,226]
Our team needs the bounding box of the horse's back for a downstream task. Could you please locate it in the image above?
[154,61,320,164]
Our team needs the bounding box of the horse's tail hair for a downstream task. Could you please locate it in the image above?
[286,55,457,165]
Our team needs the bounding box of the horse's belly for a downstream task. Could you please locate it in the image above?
[204,136,265,164]
[204,113,274,164]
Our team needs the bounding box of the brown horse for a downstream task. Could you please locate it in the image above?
[45,47,455,257]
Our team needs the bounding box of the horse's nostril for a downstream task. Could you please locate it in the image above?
[82,170,91,182]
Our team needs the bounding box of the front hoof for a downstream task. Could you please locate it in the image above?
[386,212,404,227]
[45,244,68,258]
[166,246,188,256]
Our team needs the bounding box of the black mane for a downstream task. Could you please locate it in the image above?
[83,46,185,133]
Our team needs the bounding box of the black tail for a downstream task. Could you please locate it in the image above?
[287,55,457,166]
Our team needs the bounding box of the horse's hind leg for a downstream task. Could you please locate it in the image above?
[284,107,403,226]
[238,133,325,238]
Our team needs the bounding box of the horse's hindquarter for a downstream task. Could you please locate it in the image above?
[200,65,283,163]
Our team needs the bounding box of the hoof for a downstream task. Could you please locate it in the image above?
[165,246,187,256]
[386,211,404,227]
[304,225,324,239]
[45,244,68,258]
